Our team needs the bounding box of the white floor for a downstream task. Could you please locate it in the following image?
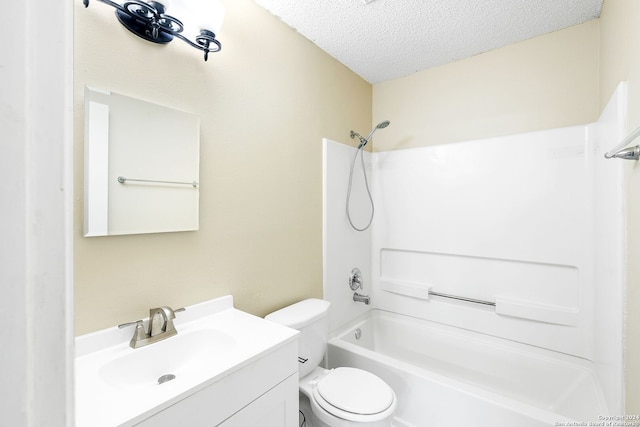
[299,396,314,427]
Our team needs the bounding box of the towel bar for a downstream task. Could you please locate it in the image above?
[117,176,199,188]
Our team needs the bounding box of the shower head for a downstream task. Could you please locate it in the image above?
[350,120,391,149]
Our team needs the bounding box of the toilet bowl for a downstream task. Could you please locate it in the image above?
[300,367,396,427]
[265,299,397,427]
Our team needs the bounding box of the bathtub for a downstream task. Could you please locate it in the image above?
[325,309,609,427]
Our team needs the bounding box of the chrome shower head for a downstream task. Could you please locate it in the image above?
[350,120,391,149]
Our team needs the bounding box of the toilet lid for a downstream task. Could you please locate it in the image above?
[315,367,394,415]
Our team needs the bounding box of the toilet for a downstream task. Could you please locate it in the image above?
[266,299,396,427]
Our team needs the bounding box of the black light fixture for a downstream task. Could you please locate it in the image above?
[83,0,225,61]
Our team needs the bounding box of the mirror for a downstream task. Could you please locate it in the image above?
[84,87,200,237]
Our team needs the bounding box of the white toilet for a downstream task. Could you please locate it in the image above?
[266,299,396,427]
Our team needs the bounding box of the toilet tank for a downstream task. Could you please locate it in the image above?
[265,299,331,378]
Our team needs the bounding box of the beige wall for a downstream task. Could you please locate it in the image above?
[74,0,372,335]
[600,0,640,414]
[372,21,600,151]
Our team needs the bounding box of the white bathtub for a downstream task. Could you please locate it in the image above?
[325,310,609,427]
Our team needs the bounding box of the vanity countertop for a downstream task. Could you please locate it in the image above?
[75,295,298,427]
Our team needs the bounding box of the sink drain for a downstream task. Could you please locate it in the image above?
[158,374,176,385]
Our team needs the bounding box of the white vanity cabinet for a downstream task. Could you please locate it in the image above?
[216,374,298,427]
[133,339,299,427]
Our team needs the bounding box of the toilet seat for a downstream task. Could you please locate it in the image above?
[311,367,395,422]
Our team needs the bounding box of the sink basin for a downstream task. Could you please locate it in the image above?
[99,329,236,389]
[75,295,299,427]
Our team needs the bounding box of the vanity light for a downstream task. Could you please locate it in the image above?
[83,0,225,61]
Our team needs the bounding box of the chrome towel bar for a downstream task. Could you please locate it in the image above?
[428,290,496,307]
[117,176,199,188]
[380,280,578,326]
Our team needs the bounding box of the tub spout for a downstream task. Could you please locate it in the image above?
[353,292,370,305]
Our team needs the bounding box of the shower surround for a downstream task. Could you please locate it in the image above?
[323,84,627,425]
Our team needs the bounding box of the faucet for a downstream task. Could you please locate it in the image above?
[353,292,370,305]
[118,306,185,349]
[349,268,370,305]
[349,268,363,291]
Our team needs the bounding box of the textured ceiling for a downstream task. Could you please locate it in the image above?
[253,0,603,83]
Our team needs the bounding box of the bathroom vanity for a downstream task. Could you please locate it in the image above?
[75,296,299,427]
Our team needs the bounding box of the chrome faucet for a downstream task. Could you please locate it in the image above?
[118,306,185,349]
[353,292,370,305]
[349,268,363,291]
[349,268,370,305]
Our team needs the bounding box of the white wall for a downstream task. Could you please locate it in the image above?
[371,94,624,409]
[0,0,74,425]
[323,139,372,332]
[591,83,627,414]
[599,1,640,413]
[371,125,596,358]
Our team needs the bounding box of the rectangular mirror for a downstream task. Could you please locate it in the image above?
[84,86,200,236]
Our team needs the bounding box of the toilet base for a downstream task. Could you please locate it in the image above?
[299,395,315,427]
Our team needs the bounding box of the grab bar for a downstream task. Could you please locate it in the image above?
[380,280,495,306]
[117,176,199,188]
[380,280,579,326]
[428,290,495,307]
[604,124,640,160]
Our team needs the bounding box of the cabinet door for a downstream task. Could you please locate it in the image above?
[217,374,298,427]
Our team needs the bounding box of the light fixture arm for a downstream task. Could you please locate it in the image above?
[175,30,221,62]
[83,0,222,61]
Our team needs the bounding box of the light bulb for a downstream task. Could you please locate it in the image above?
[171,0,225,35]
[198,0,225,34]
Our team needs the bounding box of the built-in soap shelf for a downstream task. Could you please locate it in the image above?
[380,279,579,327]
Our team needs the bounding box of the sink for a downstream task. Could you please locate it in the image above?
[99,329,236,389]
[75,295,299,427]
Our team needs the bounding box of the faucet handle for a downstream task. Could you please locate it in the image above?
[118,320,148,348]
[118,319,144,329]
[349,268,363,291]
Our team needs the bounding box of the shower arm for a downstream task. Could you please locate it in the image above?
[350,121,391,149]
[350,131,368,148]
[605,124,640,160]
